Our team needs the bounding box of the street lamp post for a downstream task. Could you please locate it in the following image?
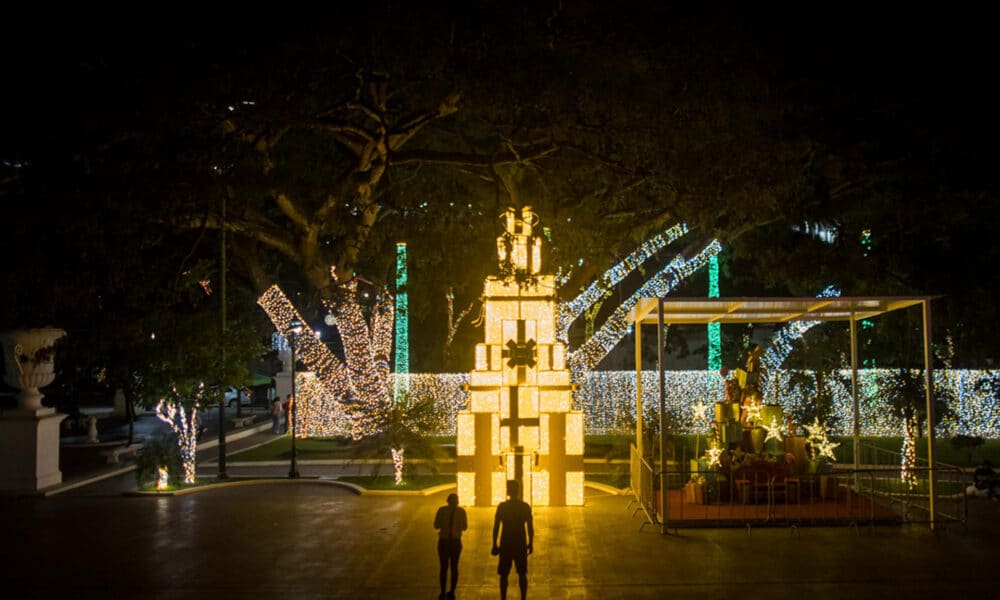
[288,318,303,479]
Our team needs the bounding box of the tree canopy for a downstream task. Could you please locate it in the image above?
[2,4,996,373]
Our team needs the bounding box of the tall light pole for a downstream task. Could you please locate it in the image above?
[288,318,303,479]
[218,193,228,479]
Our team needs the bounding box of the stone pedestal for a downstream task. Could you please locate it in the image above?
[1,328,67,492]
[0,408,67,491]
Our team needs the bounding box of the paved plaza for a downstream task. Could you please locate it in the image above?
[3,413,997,598]
[3,478,1000,599]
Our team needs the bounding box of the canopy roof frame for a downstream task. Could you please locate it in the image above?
[629,296,938,531]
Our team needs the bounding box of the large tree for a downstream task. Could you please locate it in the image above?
[4,4,995,371]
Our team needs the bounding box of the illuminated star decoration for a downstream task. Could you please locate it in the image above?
[691,400,712,430]
[706,446,724,468]
[763,416,785,444]
[803,417,839,462]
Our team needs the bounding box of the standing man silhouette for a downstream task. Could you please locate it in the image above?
[492,480,534,600]
[434,492,468,600]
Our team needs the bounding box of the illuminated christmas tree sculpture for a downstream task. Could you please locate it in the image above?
[457,207,584,506]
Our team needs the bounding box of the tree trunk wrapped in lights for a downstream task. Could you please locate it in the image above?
[568,240,722,379]
[259,280,395,440]
[901,412,919,489]
[155,400,200,484]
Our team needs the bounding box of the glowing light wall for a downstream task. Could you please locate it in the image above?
[353,369,1000,439]
[395,243,409,403]
[707,255,721,371]
[457,207,584,506]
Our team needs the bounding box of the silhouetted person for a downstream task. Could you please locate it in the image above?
[282,394,292,434]
[271,397,282,434]
[492,480,533,600]
[434,492,468,600]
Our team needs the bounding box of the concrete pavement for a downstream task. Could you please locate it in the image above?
[26,410,1000,598]
[3,480,1000,598]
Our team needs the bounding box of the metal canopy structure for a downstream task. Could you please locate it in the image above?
[629,295,939,530]
[629,296,926,325]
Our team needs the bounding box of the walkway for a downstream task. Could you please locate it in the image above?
[3,481,1000,598]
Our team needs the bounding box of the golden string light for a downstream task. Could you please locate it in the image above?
[259,281,396,440]
[155,399,200,484]
[569,240,723,377]
[556,222,688,343]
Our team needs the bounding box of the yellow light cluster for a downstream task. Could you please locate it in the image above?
[155,399,200,484]
[532,470,549,505]
[258,285,351,395]
[491,471,507,505]
[259,282,398,440]
[456,209,584,506]
[566,472,584,505]
[458,472,476,505]
[566,412,584,455]
[457,413,475,456]
[294,372,354,438]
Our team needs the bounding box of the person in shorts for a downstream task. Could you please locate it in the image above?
[491,480,534,600]
[434,493,468,600]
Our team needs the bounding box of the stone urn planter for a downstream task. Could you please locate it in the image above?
[0,328,67,491]
[1,328,66,411]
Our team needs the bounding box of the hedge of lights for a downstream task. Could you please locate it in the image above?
[293,368,1000,438]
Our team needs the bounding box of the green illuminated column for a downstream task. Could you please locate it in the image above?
[707,255,721,370]
[394,242,409,403]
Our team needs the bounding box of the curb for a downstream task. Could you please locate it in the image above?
[585,481,627,495]
[123,477,621,498]
[124,476,457,497]
[46,421,274,496]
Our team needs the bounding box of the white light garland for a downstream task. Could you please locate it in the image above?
[556,223,688,343]
[391,447,405,485]
[762,285,841,371]
[290,368,999,438]
[569,240,723,378]
[259,280,396,440]
[155,398,200,484]
[901,413,918,489]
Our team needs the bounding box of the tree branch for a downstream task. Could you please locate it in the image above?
[272,192,311,232]
[392,143,558,167]
[387,92,462,151]
[174,211,300,263]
